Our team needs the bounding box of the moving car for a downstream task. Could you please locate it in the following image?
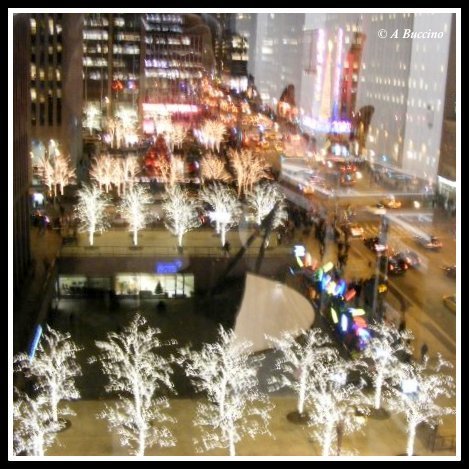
[344,223,364,238]
[367,205,387,215]
[394,250,421,268]
[380,197,402,209]
[380,256,409,275]
[414,235,443,250]
[364,237,388,253]
[442,295,456,313]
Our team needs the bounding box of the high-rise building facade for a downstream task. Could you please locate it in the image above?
[356,13,454,181]
[30,13,83,167]
[235,13,257,78]
[437,13,456,207]
[142,13,206,105]
[83,13,212,126]
[250,13,305,106]
[296,12,455,180]
[83,13,141,113]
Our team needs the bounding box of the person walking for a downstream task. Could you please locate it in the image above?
[420,343,429,363]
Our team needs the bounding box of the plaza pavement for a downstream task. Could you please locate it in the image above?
[46,395,455,458]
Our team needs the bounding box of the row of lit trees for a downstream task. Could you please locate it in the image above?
[75,179,287,249]
[200,149,272,197]
[84,101,225,154]
[13,319,455,457]
[90,154,140,196]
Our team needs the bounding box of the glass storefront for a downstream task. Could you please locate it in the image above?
[114,273,194,298]
[58,273,194,298]
[58,276,111,297]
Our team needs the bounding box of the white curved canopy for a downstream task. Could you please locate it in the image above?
[234,273,315,352]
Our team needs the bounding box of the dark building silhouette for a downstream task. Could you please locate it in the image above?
[13,13,32,296]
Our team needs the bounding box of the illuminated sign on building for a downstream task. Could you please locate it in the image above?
[155,259,183,274]
[142,103,199,116]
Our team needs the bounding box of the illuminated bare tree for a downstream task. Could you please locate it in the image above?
[267,329,336,417]
[306,355,370,456]
[180,325,273,456]
[38,154,75,197]
[162,185,201,247]
[75,184,110,246]
[13,391,62,456]
[14,326,82,426]
[229,149,272,196]
[152,154,184,187]
[83,103,101,135]
[38,155,55,195]
[387,354,455,457]
[90,154,114,193]
[207,119,226,152]
[116,108,138,147]
[200,182,241,247]
[111,162,125,197]
[197,120,226,152]
[361,322,414,411]
[115,120,125,149]
[167,123,187,152]
[119,185,153,246]
[120,156,140,195]
[93,314,176,456]
[54,154,76,196]
[247,182,288,229]
[105,117,118,149]
[200,153,231,184]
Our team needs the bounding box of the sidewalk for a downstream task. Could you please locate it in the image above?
[46,396,456,457]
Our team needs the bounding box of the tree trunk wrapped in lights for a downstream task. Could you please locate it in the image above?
[118,185,153,246]
[387,353,455,456]
[75,184,110,246]
[200,182,241,247]
[267,328,336,417]
[178,325,273,456]
[92,314,177,456]
[162,184,201,248]
[14,326,82,428]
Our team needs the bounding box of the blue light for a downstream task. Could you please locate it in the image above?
[335,279,347,297]
[156,260,183,274]
[340,314,348,333]
[321,273,331,291]
[28,325,43,360]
